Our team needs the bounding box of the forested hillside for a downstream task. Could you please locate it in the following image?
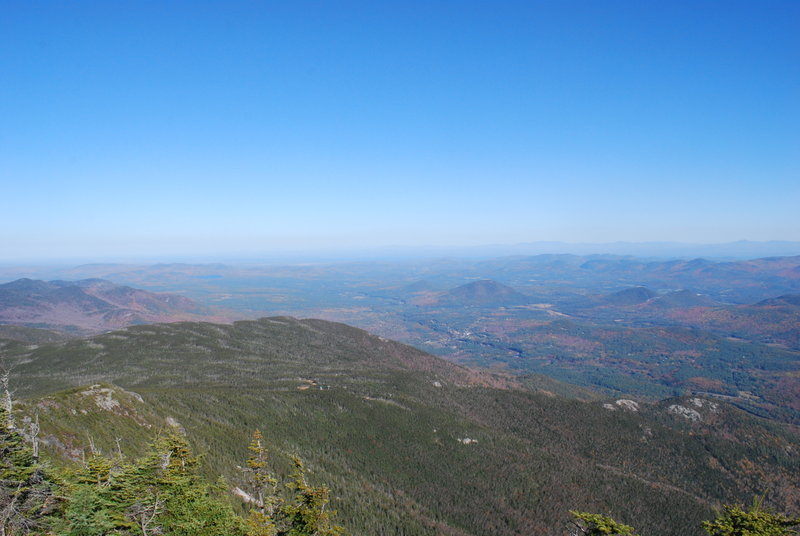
[0,278,220,335]
[23,256,799,427]
[3,318,798,535]
[1,401,342,536]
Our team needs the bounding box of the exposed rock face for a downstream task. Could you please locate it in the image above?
[668,404,703,422]
[603,399,640,412]
[616,399,640,412]
[665,397,721,422]
[688,397,719,412]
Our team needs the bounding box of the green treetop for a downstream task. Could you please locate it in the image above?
[702,498,800,536]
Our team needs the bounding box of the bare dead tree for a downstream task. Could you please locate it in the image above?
[127,493,164,536]
[0,359,15,431]
[87,435,99,457]
[0,483,42,536]
[29,415,39,462]
[0,484,23,536]
[21,415,40,462]
[0,366,55,536]
[115,436,124,458]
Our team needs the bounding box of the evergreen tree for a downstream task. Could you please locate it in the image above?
[569,511,638,536]
[701,498,800,536]
[0,397,58,536]
[244,429,280,536]
[58,485,118,536]
[126,431,244,536]
[279,457,343,536]
[58,431,244,536]
[240,431,344,536]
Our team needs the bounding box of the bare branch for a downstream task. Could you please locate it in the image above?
[0,359,15,431]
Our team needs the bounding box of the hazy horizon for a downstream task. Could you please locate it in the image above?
[1,239,799,268]
[3,2,798,261]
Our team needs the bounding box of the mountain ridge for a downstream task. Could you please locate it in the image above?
[0,277,223,334]
[5,317,798,536]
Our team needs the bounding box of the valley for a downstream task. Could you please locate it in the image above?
[5,254,797,424]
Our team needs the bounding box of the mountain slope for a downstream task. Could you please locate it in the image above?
[0,324,72,344]
[663,297,800,351]
[757,294,800,307]
[601,287,658,306]
[648,289,719,308]
[0,278,217,334]
[6,318,799,536]
[429,279,534,307]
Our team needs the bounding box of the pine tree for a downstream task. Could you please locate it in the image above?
[279,457,343,536]
[128,431,244,536]
[58,431,245,536]
[60,448,140,534]
[240,431,344,536]
[58,485,118,536]
[569,511,638,536]
[0,391,58,535]
[701,498,800,536]
[244,429,280,536]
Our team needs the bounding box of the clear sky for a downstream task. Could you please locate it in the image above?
[1,1,798,261]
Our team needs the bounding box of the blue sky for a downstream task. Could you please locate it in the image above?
[1,1,798,260]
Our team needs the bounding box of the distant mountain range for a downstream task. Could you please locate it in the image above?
[462,254,800,303]
[0,278,220,334]
[3,252,798,303]
[356,240,800,260]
